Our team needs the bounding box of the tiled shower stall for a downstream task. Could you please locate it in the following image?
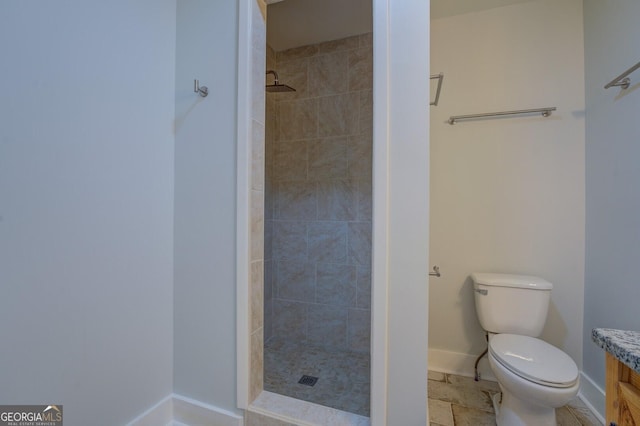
[265,34,373,350]
[263,33,373,413]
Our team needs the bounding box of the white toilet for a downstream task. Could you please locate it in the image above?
[471,273,579,426]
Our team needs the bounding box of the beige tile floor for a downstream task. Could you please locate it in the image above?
[428,370,602,426]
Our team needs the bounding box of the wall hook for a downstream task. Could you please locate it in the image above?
[429,265,441,277]
[194,79,208,97]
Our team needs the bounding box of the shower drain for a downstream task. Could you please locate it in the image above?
[298,375,319,386]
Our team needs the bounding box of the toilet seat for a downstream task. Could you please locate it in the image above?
[489,334,578,388]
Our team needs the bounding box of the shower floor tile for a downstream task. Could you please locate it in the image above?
[264,337,370,417]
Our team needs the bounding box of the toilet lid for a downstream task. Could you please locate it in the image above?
[489,334,579,388]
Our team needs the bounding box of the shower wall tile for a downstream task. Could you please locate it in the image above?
[348,134,372,179]
[278,99,318,141]
[308,221,348,263]
[251,260,264,333]
[273,140,307,181]
[252,120,265,191]
[319,35,359,54]
[308,305,348,348]
[273,97,281,140]
[273,299,307,340]
[267,33,372,350]
[308,51,348,97]
[272,220,307,261]
[264,219,273,259]
[250,327,264,402]
[276,44,318,62]
[264,314,273,343]
[264,260,273,301]
[316,263,356,307]
[348,48,373,92]
[347,222,372,266]
[317,179,357,221]
[359,32,373,48]
[266,43,276,63]
[265,259,273,342]
[264,308,273,342]
[265,96,278,145]
[318,93,360,138]
[275,57,309,100]
[275,261,316,302]
[249,6,266,402]
[348,308,371,352]
[358,89,373,136]
[274,181,317,220]
[251,189,265,261]
[308,137,348,179]
[356,179,372,221]
[356,266,371,309]
[264,178,273,221]
[266,97,279,142]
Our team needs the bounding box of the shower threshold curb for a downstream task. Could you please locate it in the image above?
[249,391,370,426]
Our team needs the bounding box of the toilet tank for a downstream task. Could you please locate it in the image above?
[471,273,552,337]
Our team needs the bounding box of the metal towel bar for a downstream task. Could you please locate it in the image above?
[604,60,640,90]
[430,73,444,106]
[448,107,556,125]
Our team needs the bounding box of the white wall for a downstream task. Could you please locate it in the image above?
[173,0,241,415]
[429,0,585,372]
[583,0,640,391]
[382,1,430,424]
[0,1,176,425]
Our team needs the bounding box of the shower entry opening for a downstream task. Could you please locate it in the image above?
[262,28,373,417]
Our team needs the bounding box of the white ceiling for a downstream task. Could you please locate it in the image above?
[267,0,372,51]
[267,0,538,51]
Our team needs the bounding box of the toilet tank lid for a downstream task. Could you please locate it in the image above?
[471,273,553,290]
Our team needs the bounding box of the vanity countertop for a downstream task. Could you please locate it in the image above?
[592,328,640,374]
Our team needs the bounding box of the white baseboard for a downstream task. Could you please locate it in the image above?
[128,394,243,426]
[578,371,605,425]
[127,395,173,426]
[428,348,496,382]
[173,395,243,426]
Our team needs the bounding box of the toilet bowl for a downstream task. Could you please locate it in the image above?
[471,273,581,426]
[488,333,579,426]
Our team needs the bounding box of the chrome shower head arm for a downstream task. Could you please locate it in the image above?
[266,69,280,84]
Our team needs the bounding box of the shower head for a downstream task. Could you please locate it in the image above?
[266,70,296,93]
[266,83,296,93]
